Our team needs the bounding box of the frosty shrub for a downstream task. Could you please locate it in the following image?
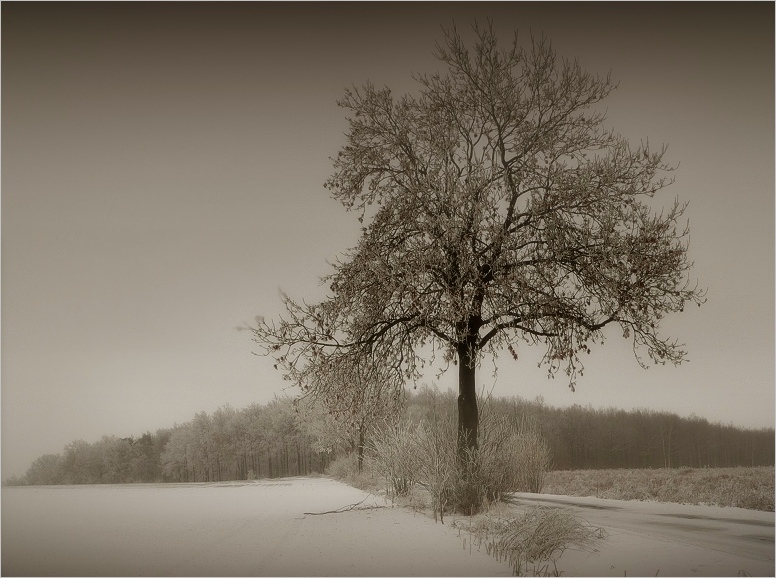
[478,415,553,501]
[368,402,553,518]
[325,452,360,480]
[414,412,553,517]
[413,415,458,521]
[325,451,380,491]
[477,416,519,502]
[370,420,417,498]
[467,506,605,576]
[512,417,553,494]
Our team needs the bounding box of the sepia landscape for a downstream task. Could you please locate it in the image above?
[3,3,774,577]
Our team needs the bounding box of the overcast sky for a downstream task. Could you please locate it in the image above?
[3,3,774,479]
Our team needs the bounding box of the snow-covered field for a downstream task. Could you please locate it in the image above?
[3,477,773,576]
[1,477,510,576]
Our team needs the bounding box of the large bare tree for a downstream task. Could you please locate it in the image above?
[251,24,704,457]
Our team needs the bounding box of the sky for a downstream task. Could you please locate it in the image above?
[2,3,774,479]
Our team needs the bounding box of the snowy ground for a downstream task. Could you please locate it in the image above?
[1,477,510,576]
[3,478,773,576]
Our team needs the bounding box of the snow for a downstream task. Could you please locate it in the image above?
[2,477,510,576]
[3,479,773,576]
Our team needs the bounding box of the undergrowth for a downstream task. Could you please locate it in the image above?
[328,452,608,576]
[369,412,552,519]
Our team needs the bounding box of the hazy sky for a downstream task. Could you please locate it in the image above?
[3,3,774,479]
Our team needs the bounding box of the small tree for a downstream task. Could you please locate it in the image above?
[293,352,404,472]
[251,23,704,505]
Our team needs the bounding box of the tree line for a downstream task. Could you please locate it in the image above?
[159,398,333,482]
[464,392,775,470]
[14,432,170,486]
[6,387,772,487]
[7,396,336,486]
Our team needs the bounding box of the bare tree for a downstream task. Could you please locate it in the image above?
[251,23,704,472]
[297,354,403,471]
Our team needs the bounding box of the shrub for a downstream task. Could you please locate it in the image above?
[370,420,418,498]
[368,400,554,519]
[413,416,458,521]
[410,412,553,518]
[512,418,553,493]
[325,452,360,479]
[325,451,380,492]
[477,416,517,503]
[466,506,605,576]
[478,415,553,500]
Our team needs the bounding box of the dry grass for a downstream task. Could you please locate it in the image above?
[541,466,775,511]
[455,505,606,576]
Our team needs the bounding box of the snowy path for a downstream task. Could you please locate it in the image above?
[2,477,510,576]
[510,493,775,576]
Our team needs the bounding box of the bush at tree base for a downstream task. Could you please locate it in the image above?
[371,410,553,518]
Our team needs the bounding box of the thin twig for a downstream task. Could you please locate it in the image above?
[303,494,387,516]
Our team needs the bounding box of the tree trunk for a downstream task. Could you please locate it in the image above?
[457,341,479,455]
[456,335,483,515]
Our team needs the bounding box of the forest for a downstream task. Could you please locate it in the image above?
[6,387,773,487]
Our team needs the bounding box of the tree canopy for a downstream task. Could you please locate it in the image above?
[251,23,705,453]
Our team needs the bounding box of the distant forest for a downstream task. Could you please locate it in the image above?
[7,388,774,486]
